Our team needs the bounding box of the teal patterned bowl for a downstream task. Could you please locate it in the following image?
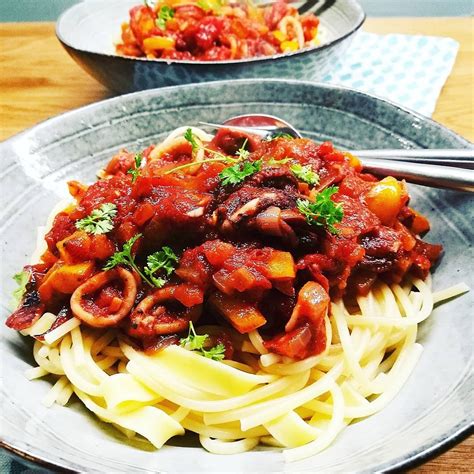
[56,0,365,92]
[0,80,472,472]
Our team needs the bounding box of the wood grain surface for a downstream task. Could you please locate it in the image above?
[0,16,472,472]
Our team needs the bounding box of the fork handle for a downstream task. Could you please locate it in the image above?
[361,158,474,192]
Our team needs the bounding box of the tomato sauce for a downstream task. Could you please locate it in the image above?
[116,1,320,61]
[7,130,442,361]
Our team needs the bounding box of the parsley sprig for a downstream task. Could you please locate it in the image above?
[75,203,117,235]
[235,139,250,160]
[144,246,179,288]
[265,132,294,141]
[184,128,200,152]
[156,5,174,30]
[11,270,29,307]
[163,129,236,175]
[290,163,320,186]
[104,234,178,287]
[219,159,263,186]
[103,233,144,277]
[128,153,143,184]
[180,322,226,361]
[169,129,262,186]
[296,186,343,235]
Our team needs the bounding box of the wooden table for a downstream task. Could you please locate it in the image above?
[0,18,473,142]
[0,17,472,472]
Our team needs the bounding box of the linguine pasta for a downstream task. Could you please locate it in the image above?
[24,272,467,460]
[8,125,469,461]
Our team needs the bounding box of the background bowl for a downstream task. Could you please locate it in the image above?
[0,80,472,472]
[55,0,365,92]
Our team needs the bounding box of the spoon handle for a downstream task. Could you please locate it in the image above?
[353,149,474,168]
[200,121,270,137]
[199,121,474,191]
[360,158,474,192]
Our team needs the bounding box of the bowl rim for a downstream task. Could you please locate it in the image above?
[0,79,472,472]
[1,79,471,148]
[55,0,366,66]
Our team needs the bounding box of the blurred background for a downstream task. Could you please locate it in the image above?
[0,0,473,21]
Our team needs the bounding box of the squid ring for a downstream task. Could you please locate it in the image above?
[70,268,137,328]
[128,286,202,338]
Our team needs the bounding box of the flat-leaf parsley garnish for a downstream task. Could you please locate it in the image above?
[156,6,174,30]
[296,186,343,235]
[172,129,259,184]
[184,128,200,152]
[144,246,179,288]
[235,139,250,160]
[180,322,226,361]
[11,270,29,307]
[104,235,178,288]
[104,233,143,273]
[128,153,143,184]
[290,163,320,186]
[165,128,237,175]
[76,203,117,235]
[267,132,294,140]
[219,159,263,186]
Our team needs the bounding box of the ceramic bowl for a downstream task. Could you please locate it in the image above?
[55,0,365,92]
[0,80,472,473]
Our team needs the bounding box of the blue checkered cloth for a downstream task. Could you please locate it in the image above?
[321,32,459,116]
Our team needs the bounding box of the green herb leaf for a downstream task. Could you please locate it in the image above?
[180,322,226,361]
[12,270,29,307]
[128,153,143,184]
[219,159,263,186]
[290,163,320,186]
[266,132,294,141]
[166,129,241,176]
[184,128,199,152]
[75,203,117,235]
[144,246,179,288]
[180,321,208,351]
[201,343,226,361]
[103,234,156,286]
[236,139,250,160]
[103,233,141,270]
[296,186,343,234]
[156,5,174,30]
[104,236,177,288]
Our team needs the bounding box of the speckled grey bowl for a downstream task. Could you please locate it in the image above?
[55,0,365,92]
[0,80,472,473]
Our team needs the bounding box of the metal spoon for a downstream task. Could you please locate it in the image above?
[199,114,474,192]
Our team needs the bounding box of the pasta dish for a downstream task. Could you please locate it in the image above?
[6,125,467,461]
[116,0,320,60]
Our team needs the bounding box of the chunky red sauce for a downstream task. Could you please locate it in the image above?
[6,130,442,360]
[116,1,319,61]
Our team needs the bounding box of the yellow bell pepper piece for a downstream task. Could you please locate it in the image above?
[143,36,175,51]
[273,30,286,42]
[265,251,296,280]
[281,40,299,52]
[365,176,408,226]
